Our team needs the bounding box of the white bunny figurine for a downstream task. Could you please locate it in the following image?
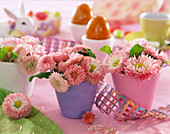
[0,0,35,38]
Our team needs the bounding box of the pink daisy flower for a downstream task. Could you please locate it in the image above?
[13,43,32,62]
[0,37,24,48]
[82,111,95,124]
[59,47,73,54]
[21,35,40,46]
[158,51,168,62]
[49,72,70,92]
[58,53,83,72]
[81,57,106,85]
[64,64,86,85]
[37,54,56,72]
[32,45,46,56]
[124,54,162,80]
[123,39,148,53]
[2,93,31,119]
[19,55,40,75]
[144,45,158,58]
[104,51,125,73]
[69,45,90,54]
[52,52,69,63]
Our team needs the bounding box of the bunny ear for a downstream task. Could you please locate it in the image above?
[18,0,25,16]
[4,8,18,20]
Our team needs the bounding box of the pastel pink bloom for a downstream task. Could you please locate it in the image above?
[64,64,86,85]
[123,38,148,52]
[104,51,125,73]
[58,53,83,72]
[38,54,56,72]
[2,93,31,119]
[13,43,32,62]
[19,55,39,75]
[59,47,73,54]
[49,72,70,92]
[69,45,90,54]
[0,37,24,48]
[158,51,168,62]
[52,52,69,63]
[81,57,106,85]
[21,35,40,46]
[32,45,46,56]
[82,111,95,124]
[144,45,158,58]
[124,54,162,80]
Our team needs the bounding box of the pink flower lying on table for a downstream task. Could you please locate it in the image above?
[82,111,95,124]
[2,93,31,119]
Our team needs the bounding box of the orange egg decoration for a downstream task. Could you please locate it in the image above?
[71,4,94,25]
[86,16,111,40]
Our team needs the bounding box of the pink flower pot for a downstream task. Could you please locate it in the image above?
[111,73,160,110]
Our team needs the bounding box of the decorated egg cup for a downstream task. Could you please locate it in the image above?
[68,22,87,43]
[82,35,114,62]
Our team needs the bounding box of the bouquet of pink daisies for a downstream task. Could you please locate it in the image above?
[0,36,46,75]
[100,39,168,81]
[29,45,106,92]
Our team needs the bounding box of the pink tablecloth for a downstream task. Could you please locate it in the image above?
[0,0,170,134]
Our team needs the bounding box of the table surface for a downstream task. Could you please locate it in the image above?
[0,0,170,134]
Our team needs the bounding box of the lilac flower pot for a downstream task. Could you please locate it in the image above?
[56,81,97,119]
[112,73,160,110]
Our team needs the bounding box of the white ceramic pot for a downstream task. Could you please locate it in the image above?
[0,62,35,97]
[68,22,87,42]
[82,35,114,62]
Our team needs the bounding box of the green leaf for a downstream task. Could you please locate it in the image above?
[40,41,44,46]
[78,48,96,58]
[9,52,17,62]
[29,72,52,82]
[129,44,145,57]
[0,45,9,61]
[99,45,113,55]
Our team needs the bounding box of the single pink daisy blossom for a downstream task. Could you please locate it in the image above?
[82,111,95,124]
[144,45,158,58]
[21,35,40,46]
[38,54,56,72]
[53,52,69,63]
[49,72,70,92]
[104,52,124,73]
[32,45,46,56]
[59,47,73,54]
[0,37,24,48]
[158,51,168,62]
[2,93,31,119]
[69,45,90,54]
[58,53,83,72]
[81,57,106,85]
[13,43,32,62]
[19,55,39,75]
[64,64,86,85]
[124,54,162,80]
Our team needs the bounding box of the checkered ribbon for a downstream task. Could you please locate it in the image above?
[39,37,77,54]
[95,82,170,121]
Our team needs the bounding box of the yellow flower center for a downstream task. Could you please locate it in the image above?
[6,46,14,52]
[135,63,145,68]
[113,60,120,67]
[26,61,36,69]
[55,80,61,88]
[89,64,96,73]
[71,72,78,79]
[14,100,22,109]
